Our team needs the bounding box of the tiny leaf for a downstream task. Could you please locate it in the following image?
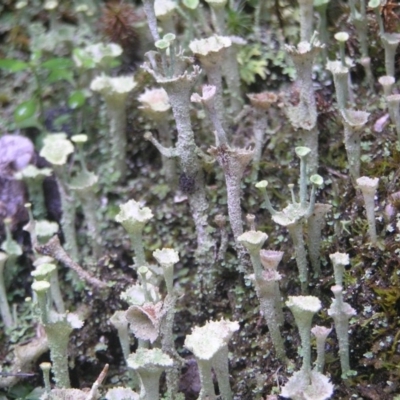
[0,59,29,72]
[14,99,37,123]
[46,69,74,84]
[68,91,86,109]
[41,57,73,70]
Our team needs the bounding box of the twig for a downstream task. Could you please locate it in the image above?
[35,236,108,290]
[86,364,109,400]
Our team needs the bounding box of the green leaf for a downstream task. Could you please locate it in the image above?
[14,99,37,123]
[41,57,73,70]
[0,58,29,72]
[246,47,261,58]
[109,59,121,68]
[68,90,85,109]
[46,69,74,84]
[7,382,34,399]
[24,387,46,400]
[72,48,96,69]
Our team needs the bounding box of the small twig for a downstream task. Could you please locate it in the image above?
[86,364,109,400]
[0,325,48,389]
[35,236,108,290]
[325,167,350,180]
[144,131,178,158]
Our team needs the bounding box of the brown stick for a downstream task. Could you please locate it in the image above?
[35,236,108,290]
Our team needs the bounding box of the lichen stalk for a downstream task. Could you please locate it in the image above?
[197,359,216,400]
[40,363,52,394]
[210,145,253,243]
[163,80,212,256]
[346,130,361,181]
[118,327,130,362]
[80,190,102,261]
[356,176,379,245]
[197,4,214,36]
[183,321,237,400]
[256,169,323,293]
[106,102,128,182]
[288,222,309,293]
[0,253,13,328]
[138,372,163,400]
[286,41,319,131]
[196,86,252,255]
[193,85,228,146]
[199,62,226,130]
[160,294,183,399]
[18,169,50,220]
[328,286,356,378]
[379,75,395,97]
[326,61,349,110]
[139,87,177,185]
[255,181,277,216]
[298,0,314,42]
[142,0,160,41]
[53,166,79,262]
[253,0,263,41]
[90,76,136,183]
[189,36,231,131]
[49,267,65,314]
[260,294,286,361]
[286,296,321,375]
[251,110,269,181]
[128,229,146,268]
[249,252,263,281]
[299,322,312,374]
[110,311,131,363]
[32,283,50,325]
[314,1,329,62]
[45,320,73,388]
[155,120,177,185]
[69,167,102,262]
[311,325,332,373]
[341,109,370,183]
[127,349,173,400]
[352,0,374,88]
[335,314,351,376]
[260,250,285,325]
[29,182,47,219]
[212,345,232,400]
[286,40,323,175]
[381,33,400,77]
[387,94,400,142]
[301,126,319,176]
[158,15,176,37]
[298,149,309,207]
[307,203,332,278]
[223,39,245,115]
[238,229,268,278]
[209,4,226,35]
[348,0,357,19]
[255,272,286,361]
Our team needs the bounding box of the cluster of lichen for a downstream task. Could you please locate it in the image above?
[0,0,399,399]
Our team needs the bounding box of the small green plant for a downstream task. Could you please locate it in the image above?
[0,52,81,129]
[237,44,268,85]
